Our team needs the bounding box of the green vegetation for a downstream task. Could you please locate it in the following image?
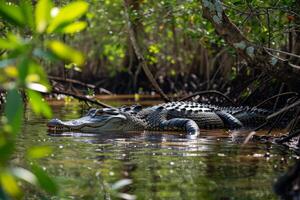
[0,0,299,199]
[0,0,89,198]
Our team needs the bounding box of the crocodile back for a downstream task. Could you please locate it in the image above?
[159,102,224,128]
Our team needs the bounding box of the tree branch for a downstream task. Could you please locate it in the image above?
[49,89,113,108]
[201,0,300,92]
[123,1,170,102]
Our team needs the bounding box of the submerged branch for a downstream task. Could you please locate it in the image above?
[276,130,300,144]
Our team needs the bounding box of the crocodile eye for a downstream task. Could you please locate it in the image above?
[94,108,119,116]
[95,109,104,116]
[102,108,119,115]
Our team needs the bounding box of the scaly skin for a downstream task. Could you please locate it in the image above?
[47,101,270,139]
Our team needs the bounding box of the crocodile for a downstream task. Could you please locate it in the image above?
[47,101,271,139]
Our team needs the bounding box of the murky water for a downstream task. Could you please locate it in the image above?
[12,101,298,199]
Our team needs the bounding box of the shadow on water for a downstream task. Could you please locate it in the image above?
[12,100,300,199]
[274,161,300,200]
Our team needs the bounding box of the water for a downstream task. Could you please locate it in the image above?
[13,101,298,199]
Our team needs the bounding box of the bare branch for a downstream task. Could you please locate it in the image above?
[123,1,170,102]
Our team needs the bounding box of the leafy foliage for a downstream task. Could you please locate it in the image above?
[0,0,298,198]
[0,0,89,199]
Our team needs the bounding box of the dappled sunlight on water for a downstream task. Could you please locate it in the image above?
[12,101,299,199]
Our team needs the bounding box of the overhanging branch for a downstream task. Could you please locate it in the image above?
[201,0,300,91]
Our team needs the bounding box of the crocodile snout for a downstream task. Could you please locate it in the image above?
[47,118,68,132]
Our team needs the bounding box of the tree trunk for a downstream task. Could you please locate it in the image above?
[123,0,143,93]
[200,0,300,92]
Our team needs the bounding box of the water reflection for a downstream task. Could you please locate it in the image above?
[13,103,300,199]
[274,161,300,200]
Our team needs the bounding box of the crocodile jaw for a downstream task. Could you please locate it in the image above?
[47,115,127,133]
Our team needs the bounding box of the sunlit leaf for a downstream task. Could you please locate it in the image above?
[111,179,133,190]
[47,40,84,65]
[26,89,52,118]
[4,65,18,78]
[134,93,140,101]
[0,38,16,50]
[64,63,81,71]
[47,1,89,33]
[31,165,58,194]
[20,0,34,30]
[26,61,50,87]
[28,61,51,89]
[27,83,48,93]
[27,146,52,159]
[0,34,23,50]
[28,67,50,90]
[117,193,136,200]
[148,44,160,54]
[0,170,22,199]
[18,60,51,89]
[4,89,24,134]
[0,2,25,26]
[11,167,38,185]
[35,0,53,33]
[60,21,87,34]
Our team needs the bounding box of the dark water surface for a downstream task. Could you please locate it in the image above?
[14,101,298,199]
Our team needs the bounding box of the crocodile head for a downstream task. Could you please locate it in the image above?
[47,108,129,133]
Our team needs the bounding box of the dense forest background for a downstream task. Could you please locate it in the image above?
[2,0,299,99]
[48,0,300,98]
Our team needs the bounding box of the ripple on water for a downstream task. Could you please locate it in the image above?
[10,102,297,200]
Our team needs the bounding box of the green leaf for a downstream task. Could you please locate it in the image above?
[0,2,25,27]
[60,21,87,34]
[17,57,29,85]
[111,179,133,190]
[20,0,34,30]
[47,1,89,33]
[47,40,84,65]
[31,165,58,194]
[27,83,48,92]
[17,59,51,89]
[0,34,23,50]
[27,61,51,90]
[0,170,22,199]
[11,167,38,185]
[0,138,15,163]
[0,38,16,50]
[64,63,81,72]
[27,146,52,159]
[35,0,53,33]
[26,89,52,118]
[4,89,24,134]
